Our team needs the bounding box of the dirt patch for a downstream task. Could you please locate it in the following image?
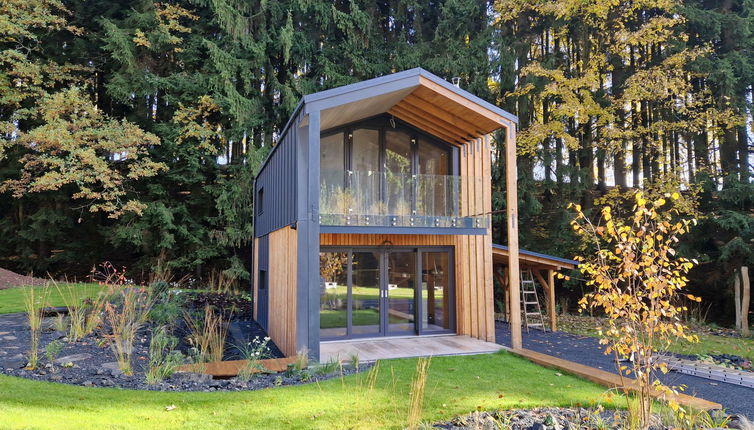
[0,267,48,290]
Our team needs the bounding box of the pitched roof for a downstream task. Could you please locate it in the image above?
[300,67,517,145]
[492,243,578,270]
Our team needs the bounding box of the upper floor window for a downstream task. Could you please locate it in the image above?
[319,116,464,227]
[320,116,452,177]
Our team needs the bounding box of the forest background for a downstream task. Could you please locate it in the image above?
[1,0,751,325]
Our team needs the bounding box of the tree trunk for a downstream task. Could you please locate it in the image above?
[738,124,750,183]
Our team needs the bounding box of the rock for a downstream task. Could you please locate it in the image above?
[110,369,124,378]
[208,379,226,388]
[50,331,66,339]
[2,336,17,341]
[53,353,91,364]
[171,372,211,384]
[100,362,121,371]
[50,375,63,382]
[101,378,114,386]
[44,363,53,369]
[529,423,546,430]
[82,380,94,387]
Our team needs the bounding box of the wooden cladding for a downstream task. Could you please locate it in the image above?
[266,226,298,357]
[319,136,495,343]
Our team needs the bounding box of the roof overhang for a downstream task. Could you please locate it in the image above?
[492,244,577,271]
[301,68,517,145]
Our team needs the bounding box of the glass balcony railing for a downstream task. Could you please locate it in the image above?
[319,169,489,229]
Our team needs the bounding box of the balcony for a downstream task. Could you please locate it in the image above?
[319,169,488,229]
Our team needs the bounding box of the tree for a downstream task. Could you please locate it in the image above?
[2,88,166,218]
[570,191,700,426]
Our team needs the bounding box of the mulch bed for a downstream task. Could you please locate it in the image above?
[0,312,363,392]
[0,267,48,290]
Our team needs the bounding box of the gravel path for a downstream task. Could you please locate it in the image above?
[495,321,754,419]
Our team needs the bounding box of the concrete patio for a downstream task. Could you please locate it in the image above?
[319,334,504,363]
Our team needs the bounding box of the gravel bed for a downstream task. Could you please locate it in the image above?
[0,312,362,392]
[495,321,754,420]
[434,407,751,430]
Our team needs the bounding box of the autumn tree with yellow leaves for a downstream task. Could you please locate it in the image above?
[570,191,701,428]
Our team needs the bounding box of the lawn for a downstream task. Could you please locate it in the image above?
[0,351,615,430]
[559,314,754,361]
[0,283,106,314]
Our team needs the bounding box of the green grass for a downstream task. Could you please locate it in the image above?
[559,314,754,361]
[0,351,615,429]
[0,283,106,314]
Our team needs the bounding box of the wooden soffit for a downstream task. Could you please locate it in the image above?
[304,68,517,146]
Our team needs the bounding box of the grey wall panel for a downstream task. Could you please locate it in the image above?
[255,110,303,237]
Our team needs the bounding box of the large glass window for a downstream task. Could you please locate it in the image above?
[385,130,413,215]
[319,252,349,338]
[417,139,451,216]
[421,252,451,332]
[319,117,457,226]
[320,133,345,206]
[319,247,454,340]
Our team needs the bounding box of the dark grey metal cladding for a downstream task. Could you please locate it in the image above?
[295,109,321,359]
[254,110,302,237]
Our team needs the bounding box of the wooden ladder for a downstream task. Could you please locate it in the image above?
[520,269,547,333]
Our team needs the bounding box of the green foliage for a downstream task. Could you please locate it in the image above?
[146,326,184,384]
[148,289,185,326]
[44,340,64,364]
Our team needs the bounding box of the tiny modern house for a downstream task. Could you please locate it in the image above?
[252,68,522,359]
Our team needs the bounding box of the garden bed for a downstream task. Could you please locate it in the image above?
[0,284,365,392]
[434,407,748,430]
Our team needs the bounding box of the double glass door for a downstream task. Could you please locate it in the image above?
[319,247,454,340]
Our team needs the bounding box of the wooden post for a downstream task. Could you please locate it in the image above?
[548,269,556,332]
[735,269,742,330]
[505,124,522,349]
[742,267,750,337]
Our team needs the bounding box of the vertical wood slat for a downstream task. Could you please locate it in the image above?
[482,136,494,341]
[548,269,557,332]
[469,139,479,338]
[268,226,298,356]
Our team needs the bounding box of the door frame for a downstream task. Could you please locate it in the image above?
[319,245,455,340]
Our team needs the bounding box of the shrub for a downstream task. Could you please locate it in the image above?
[184,305,229,363]
[570,191,699,427]
[149,289,185,326]
[104,287,153,375]
[54,281,108,342]
[234,336,271,382]
[145,326,183,384]
[44,339,64,365]
[24,285,49,370]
